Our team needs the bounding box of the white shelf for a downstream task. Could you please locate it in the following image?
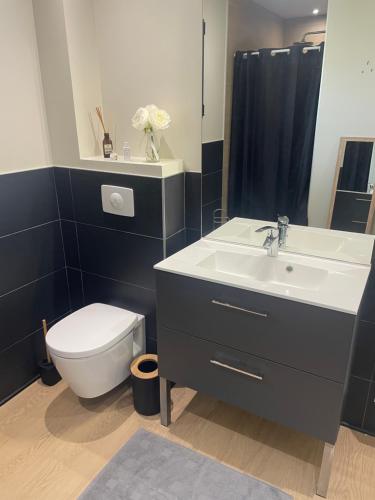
[78,156,184,178]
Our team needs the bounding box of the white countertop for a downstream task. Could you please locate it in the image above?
[72,156,184,178]
[207,218,375,266]
[155,239,370,315]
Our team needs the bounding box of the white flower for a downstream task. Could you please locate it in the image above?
[131,107,149,131]
[132,105,171,132]
[147,105,171,131]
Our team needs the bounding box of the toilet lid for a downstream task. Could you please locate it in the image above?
[46,303,139,359]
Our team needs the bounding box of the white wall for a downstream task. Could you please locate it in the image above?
[202,0,228,144]
[33,0,203,172]
[93,0,203,172]
[0,0,50,173]
[33,0,81,165]
[63,0,103,158]
[308,0,375,228]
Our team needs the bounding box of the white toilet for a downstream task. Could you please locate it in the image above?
[46,303,145,398]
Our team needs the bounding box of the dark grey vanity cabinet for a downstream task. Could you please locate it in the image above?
[331,191,371,233]
[156,271,358,445]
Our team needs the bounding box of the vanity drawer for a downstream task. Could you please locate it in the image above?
[158,327,343,444]
[156,271,356,383]
[331,191,371,233]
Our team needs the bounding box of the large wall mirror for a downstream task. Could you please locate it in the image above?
[201,0,375,262]
[202,0,327,231]
[328,138,375,233]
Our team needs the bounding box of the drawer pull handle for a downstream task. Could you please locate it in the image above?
[211,299,268,318]
[210,360,263,381]
[351,220,367,224]
[355,198,371,202]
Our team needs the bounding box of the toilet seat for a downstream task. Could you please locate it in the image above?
[46,303,138,359]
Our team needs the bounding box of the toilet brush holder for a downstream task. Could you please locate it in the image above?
[38,359,61,386]
[38,319,61,386]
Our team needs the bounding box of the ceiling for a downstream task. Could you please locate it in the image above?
[252,0,328,19]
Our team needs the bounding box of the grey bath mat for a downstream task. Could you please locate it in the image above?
[79,429,292,499]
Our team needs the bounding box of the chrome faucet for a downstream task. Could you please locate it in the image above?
[277,215,289,248]
[255,226,280,257]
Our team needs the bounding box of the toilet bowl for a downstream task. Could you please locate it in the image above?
[46,303,145,398]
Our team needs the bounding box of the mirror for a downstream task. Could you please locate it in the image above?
[337,140,375,194]
[328,137,375,234]
[201,0,375,263]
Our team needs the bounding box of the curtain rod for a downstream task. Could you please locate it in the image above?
[239,46,321,58]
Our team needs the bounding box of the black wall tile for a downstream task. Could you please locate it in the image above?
[363,383,375,433]
[351,321,375,380]
[146,337,157,354]
[0,270,70,352]
[67,267,84,311]
[202,141,224,175]
[342,376,370,428]
[82,272,157,340]
[202,199,222,236]
[0,330,45,404]
[360,269,375,323]
[70,169,163,238]
[166,230,186,257]
[77,223,163,290]
[164,174,185,237]
[0,169,58,237]
[61,220,80,269]
[202,170,222,206]
[185,172,202,231]
[54,167,75,220]
[186,228,201,245]
[0,221,64,296]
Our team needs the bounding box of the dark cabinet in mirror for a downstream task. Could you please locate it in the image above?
[328,137,375,233]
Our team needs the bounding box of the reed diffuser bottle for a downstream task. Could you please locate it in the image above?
[96,106,113,158]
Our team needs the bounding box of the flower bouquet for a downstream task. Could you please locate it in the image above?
[132,104,171,162]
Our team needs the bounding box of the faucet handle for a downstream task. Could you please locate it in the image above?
[277,215,289,226]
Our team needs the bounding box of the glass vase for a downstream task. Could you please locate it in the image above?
[145,129,160,162]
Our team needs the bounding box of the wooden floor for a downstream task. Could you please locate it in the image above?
[1,381,375,499]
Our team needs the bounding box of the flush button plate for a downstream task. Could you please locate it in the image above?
[101,185,135,217]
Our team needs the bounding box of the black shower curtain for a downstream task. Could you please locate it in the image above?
[339,141,374,192]
[228,44,324,225]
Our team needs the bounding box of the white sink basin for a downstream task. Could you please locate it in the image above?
[197,251,327,291]
[154,239,370,314]
[207,218,375,266]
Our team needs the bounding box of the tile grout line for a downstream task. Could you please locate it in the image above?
[202,196,223,209]
[0,219,60,240]
[0,268,66,301]
[165,228,186,241]
[81,270,155,293]
[0,309,72,355]
[74,220,164,241]
[68,167,86,306]
[162,178,167,259]
[52,167,72,312]
[361,381,373,429]
[202,168,223,178]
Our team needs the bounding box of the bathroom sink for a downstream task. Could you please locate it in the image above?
[251,257,327,290]
[154,239,370,314]
[206,217,375,265]
[197,251,327,291]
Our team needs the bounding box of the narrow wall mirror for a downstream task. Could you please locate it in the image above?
[328,137,375,234]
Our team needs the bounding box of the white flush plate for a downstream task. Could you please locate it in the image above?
[101,185,135,217]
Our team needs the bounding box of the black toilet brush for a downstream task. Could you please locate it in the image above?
[38,319,61,386]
